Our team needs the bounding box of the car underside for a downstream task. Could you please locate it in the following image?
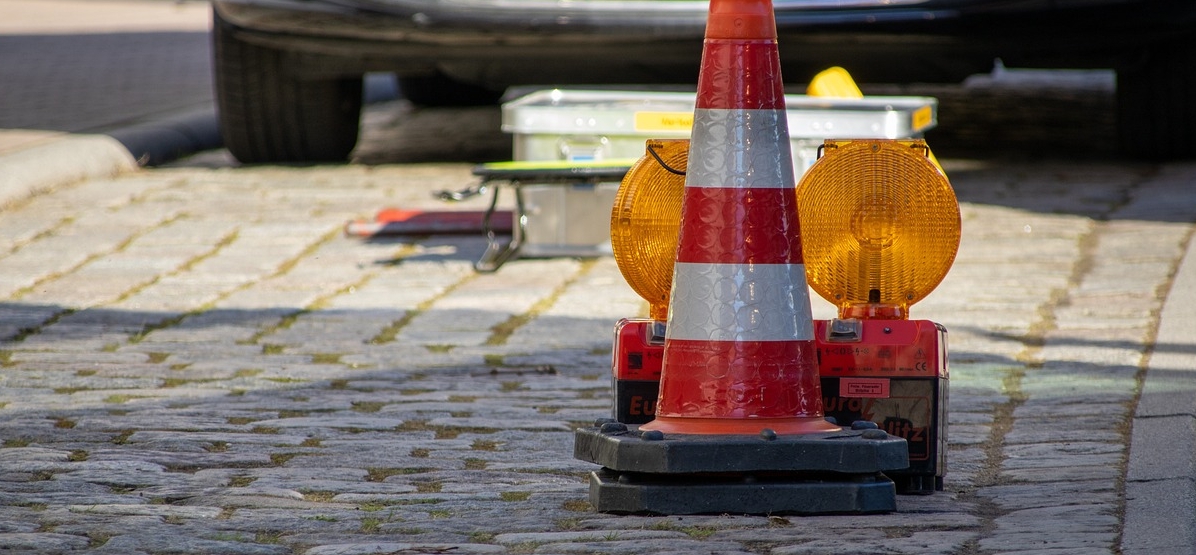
[210,0,1196,162]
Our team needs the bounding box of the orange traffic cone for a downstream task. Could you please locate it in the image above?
[639,0,837,436]
[573,0,909,516]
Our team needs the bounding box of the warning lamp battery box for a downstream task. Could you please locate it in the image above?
[816,318,948,494]
[611,317,948,494]
[611,318,664,425]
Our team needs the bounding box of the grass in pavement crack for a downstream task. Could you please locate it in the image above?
[6,227,223,346]
[114,228,240,306]
[486,259,596,346]
[369,309,417,345]
[4,217,191,342]
[129,312,193,344]
[6,308,75,343]
[1111,224,1196,548]
[265,227,343,280]
[242,229,375,345]
[11,213,185,302]
[369,271,478,345]
[961,222,1100,554]
[0,215,75,259]
[132,225,347,345]
[246,273,377,349]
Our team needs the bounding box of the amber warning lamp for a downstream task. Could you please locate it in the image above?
[608,138,960,323]
[798,139,960,320]
[798,138,959,495]
[610,139,687,323]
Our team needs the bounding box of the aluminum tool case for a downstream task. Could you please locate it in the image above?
[498,89,938,258]
[504,89,937,171]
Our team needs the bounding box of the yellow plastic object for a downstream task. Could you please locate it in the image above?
[796,139,960,319]
[610,139,688,321]
[612,138,959,322]
[807,66,864,98]
[806,67,945,174]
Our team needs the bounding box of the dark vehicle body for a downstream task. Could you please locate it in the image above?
[210,0,1196,163]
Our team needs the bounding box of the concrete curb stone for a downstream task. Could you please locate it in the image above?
[0,111,222,209]
[0,134,138,209]
[0,70,404,210]
[1123,221,1196,555]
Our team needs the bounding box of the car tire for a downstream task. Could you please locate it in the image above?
[1116,38,1196,160]
[398,72,503,107]
[212,8,363,164]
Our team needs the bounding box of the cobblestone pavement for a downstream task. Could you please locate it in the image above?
[2,1,1196,553]
[2,92,1195,553]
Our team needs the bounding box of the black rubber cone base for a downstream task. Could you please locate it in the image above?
[590,469,898,515]
[573,421,909,515]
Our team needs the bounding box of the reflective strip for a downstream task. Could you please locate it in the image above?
[685,108,795,190]
[666,261,814,342]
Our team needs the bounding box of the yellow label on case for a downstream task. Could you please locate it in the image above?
[634,111,693,132]
[912,105,934,131]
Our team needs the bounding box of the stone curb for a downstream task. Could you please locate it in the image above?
[0,72,404,210]
[0,108,222,210]
[0,134,138,210]
[1123,228,1196,555]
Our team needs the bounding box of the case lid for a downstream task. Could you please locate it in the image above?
[501,88,937,140]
